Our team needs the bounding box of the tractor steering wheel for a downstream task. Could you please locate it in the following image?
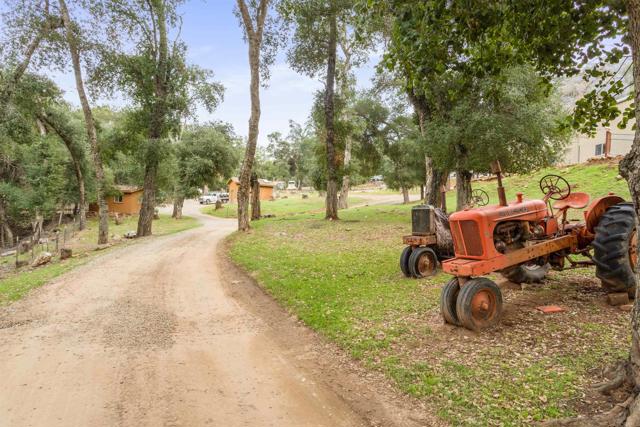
[539,174,571,200]
[470,189,490,207]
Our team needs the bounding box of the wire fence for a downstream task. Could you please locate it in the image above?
[0,217,82,272]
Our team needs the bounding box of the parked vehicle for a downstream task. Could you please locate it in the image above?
[198,193,219,205]
[438,160,637,331]
[400,188,489,278]
[216,192,230,203]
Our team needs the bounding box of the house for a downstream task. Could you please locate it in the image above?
[227,177,276,203]
[90,185,143,216]
[560,99,635,164]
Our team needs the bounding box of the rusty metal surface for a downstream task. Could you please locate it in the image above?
[442,234,577,276]
[584,194,625,233]
[402,234,437,247]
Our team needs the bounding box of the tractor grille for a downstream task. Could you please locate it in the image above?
[451,220,484,257]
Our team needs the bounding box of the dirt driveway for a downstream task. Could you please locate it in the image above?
[0,201,428,427]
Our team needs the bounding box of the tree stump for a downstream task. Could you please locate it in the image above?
[60,248,72,260]
[607,292,630,306]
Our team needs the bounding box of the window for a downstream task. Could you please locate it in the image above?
[114,195,124,203]
[595,143,603,156]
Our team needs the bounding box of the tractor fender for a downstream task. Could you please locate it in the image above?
[584,194,626,234]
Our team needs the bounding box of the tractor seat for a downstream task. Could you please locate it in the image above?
[553,192,590,210]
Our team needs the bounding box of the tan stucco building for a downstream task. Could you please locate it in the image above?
[561,100,635,164]
[227,177,275,203]
[90,185,143,216]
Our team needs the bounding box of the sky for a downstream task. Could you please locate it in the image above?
[48,0,379,146]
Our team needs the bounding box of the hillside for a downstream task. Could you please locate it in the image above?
[446,158,630,209]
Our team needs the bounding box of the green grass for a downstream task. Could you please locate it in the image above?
[226,162,632,426]
[203,194,365,218]
[0,214,200,305]
[0,256,89,304]
[77,213,200,244]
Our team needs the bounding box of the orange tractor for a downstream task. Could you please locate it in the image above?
[439,161,638,331]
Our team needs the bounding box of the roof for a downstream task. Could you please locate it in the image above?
[115,185,143,194]
[258,179,276,188]
[227,177,275,188]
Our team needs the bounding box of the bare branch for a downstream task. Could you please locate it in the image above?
[236,0,255,39]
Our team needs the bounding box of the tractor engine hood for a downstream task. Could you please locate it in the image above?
[447,199,548,260]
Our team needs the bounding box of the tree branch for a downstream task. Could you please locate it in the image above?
[236,0,256,39]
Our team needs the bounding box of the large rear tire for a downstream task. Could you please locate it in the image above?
[500,263,550,284]
[593,202,638,295]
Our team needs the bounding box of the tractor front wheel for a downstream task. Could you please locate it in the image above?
[408,246,439,278]
[440,278,461,325]
[593,202,638,297]
[400,246,412,277]
[456,278,503,331]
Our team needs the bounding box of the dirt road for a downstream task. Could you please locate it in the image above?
[0,201,429,427]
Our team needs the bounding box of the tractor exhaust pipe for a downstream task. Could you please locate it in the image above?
[491,160,508,207]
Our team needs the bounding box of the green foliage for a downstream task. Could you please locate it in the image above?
[265,121,317,185]
[0,72,93,233]
[425,66,571,175]
[176,122,241,198]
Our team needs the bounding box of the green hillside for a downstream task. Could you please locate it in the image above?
[446,160,630,209]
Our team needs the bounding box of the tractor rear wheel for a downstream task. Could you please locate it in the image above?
[456,278,503,331]
[500,263,550,284]
[408,246,439,278]
[593,202,638,296]
[400,246,412,277]
[440,278,461,325]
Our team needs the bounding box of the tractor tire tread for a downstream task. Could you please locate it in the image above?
[593,202,638,292]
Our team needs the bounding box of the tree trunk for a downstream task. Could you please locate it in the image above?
[251,173,261,220]
[236,38,261,230]
[59,0,108,243]
[0,202,13,248]
[235,0,268,232]
[338,138,351,209]
[324,10,339,220]
[137,1,169,238]
[456,169,472,211]
[137,158,158,236]
[425,157,448,208]
[39,113,86,230]
[172,195,184,219]
[401,186,410,204]
[337,34,353,211]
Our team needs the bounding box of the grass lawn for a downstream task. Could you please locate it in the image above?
[203,194,365,218]
[0,214,199,305]
[226,161,632,426]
